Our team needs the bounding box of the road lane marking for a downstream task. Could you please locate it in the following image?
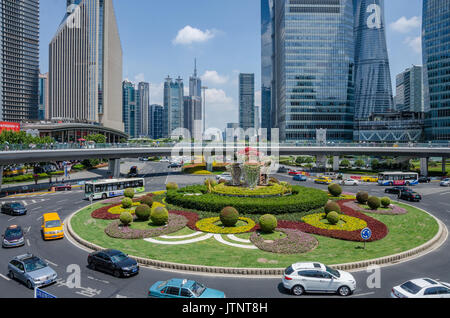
[45,259,58,267]
[37,216,43,220]
[26,239,30,247]
[350,292,375,297]
[0,274,11,281]
[87,276,110,284]
[7,217,16,222]
[31,206,42,211]
[25,226,31,233]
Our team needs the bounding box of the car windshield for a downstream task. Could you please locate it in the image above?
[5,228,22,239]
[400,282,422,294]
[325,266,341,278]
[45,220,61,228]
[24,257,47,272]
[10,203,23,209]
[110,252,128,263]
[190,282,206,297]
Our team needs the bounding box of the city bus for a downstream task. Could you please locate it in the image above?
[377,172,419,186]
[84,178,145,200]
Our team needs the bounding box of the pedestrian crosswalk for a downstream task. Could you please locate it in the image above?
[1,198,46,206]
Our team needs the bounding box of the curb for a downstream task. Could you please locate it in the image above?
[65,201,448,277]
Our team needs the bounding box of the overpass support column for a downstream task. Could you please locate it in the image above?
[443,158,447,176]
[0,166,3,191]
[420,158,429,177]
[333,156,340,172]
[316,155,327,172]
[108,159,121,178]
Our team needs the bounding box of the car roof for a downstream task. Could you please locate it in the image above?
[6,225,22,230]
[166,278,196,288]
[43,213,61,221]
[291,262,325,271]
[407,278,439,288]
[14,253,36,261]
[103,249,123,256]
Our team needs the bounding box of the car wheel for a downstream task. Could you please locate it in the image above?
[26,280,33,289]
[113,270,121,278]
[291,285,305,296]
[9,271,14,280]
[102,194,107,200]
[338,286,351,297]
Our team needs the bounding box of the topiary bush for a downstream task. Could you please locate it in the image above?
[151,206,169,226]
[324,200,341,215]
[259,214,278,233]
[356,191,369,204]
[367,196,381,210]
[139,195,153,207]
[166,182,179,191]
[124,188,135,199]
[220,206,239,227]
[328,183,343,197]
[135,204,151,221]
[121,197,133,209]
[381,197,391,208]
[327,211,340,225]
[120,212,133,226]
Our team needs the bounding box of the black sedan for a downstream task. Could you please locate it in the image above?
[418,176,431,183]
[398,189,422,202]
[1,202,27,216]
[168,162,182,169]
[2,225,25,248]
[87,249,139,278]
[384,186,410,195]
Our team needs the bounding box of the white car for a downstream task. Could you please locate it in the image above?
[216,173,232,182]
[391,278,450,298]
[160,158,170,163]
[282,262,356,296]
[440,178,450,187]
[341,178,359,186]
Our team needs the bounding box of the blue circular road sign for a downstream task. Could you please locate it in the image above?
[361,228,372,240]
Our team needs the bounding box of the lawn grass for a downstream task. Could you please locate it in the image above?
[71,202,439,268]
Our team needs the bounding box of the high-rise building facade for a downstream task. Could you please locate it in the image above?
[137,82,150,137]
[184,62,203,140]
[49,0,124,131]
[0,0,39,122]
[395,65,423,113]
[239,73,255,132]
[423,0,450,141]
[353,0,394,120]
[150,104,164,140]
[38,73,49,120]
[164,76,184,137]
[266,0,355,142]
[122,80,137,138]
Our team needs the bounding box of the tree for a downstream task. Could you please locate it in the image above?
[371,159,380,170]
[355,159,365,168]
[340,159,351,168]
[86,134,106,144]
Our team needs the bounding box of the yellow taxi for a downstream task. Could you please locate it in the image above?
[360,176,379,183]
[314,176,333,185]
[41,213,64,241]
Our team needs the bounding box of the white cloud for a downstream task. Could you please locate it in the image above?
[134,73,145,83]
[390,16,421,33]
[204,88,237,129]
[201,70,229,85]
[149,82,164,105]
[255,90,261,107]
[173,25,216,45]
[404,36,422,54]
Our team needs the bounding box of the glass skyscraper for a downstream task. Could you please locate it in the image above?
[423,0,450,141]
[164,76,184,137]
[239,73,255,132]
[261,0,274,139]
[122,80,137,138]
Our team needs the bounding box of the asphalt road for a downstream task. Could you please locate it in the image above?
[0,160,449,298]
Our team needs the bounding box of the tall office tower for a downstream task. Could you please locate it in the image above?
[255,106,260,132]
[185,61,203,140]
[0,0,39,122]
[261,0,274,139]
[122,80,137,138]
[164,76,184,137]
[149,104,164,140]
[38,73,49,120]
[49,0,124,131]
[137,82,150,137]
[423,0,450,141]
[395,65,423,113]
[353,0,394,120]
[239,73,255,132]
[266,0,355,142]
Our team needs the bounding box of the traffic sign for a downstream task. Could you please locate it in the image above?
[34,288,57,299]
[361,228,372,240]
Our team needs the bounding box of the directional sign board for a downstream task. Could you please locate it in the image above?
[34,288,57,299]
[361,228,372,241]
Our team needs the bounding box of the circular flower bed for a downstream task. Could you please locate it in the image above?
[250,229,318,254]
[107,202,141,214]
[302,213,368,231]
[104,213,188,239]
[212,183,286,198]
[343,201,408,215]
[195,217,256,234]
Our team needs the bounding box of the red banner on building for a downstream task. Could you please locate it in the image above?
[0,122,20,132]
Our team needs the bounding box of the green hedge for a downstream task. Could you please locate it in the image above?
[166,185,328,215]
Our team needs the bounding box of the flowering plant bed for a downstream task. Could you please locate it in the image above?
[104,213,188,239]
[195,217,256,234]
[212,183,285,198]
[91,204,124,220]
[342,201,408,215]
[250,229,318,254]
[302,213,367,231]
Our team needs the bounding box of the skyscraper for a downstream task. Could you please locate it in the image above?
[353,0,394,120]
[265,0,355,142]
[239,73,255,132]
[184,61,203,140]
[49,0,124,131]
[38,73,49,120]
[423,0,450,141]
[395,65,423,113]
[149,104,164,140]
[0,0,39,122]
[164,76,184,137]
[137,82,150,137]
[122,80,137,138]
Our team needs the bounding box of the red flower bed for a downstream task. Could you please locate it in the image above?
[170,210,200,230]
[91,204,121,220]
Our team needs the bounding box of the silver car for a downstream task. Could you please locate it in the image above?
[440,178,450,187]
[8,254,57,289]
[282,262,356,296]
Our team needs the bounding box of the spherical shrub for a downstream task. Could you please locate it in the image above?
[121,197,133,209]
[367,196,381,210]
[151,206,169,226]
[166,182,178,191]
[356,191,369,204]
[204,178,217,187]
[124,188,135,199]
[324,201,341,215]
[120,212,133,226]
[220,206,239,227]
[327,211,340,225]
[259,214,277,233]
[135,204,151,221]
[328,183,343,197]
[139,195,153,207]
[381,197,391,208]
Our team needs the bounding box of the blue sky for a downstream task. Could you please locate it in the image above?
[39,0,423,129]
